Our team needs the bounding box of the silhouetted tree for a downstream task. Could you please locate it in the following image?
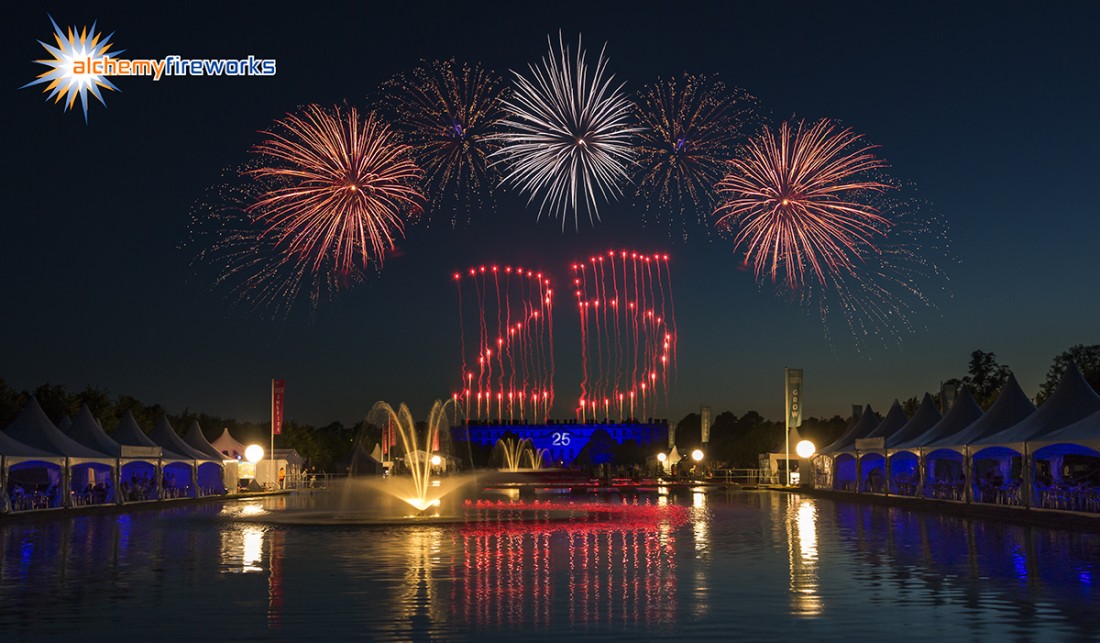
[1037,344,1100,405]
[963,350,1011,409]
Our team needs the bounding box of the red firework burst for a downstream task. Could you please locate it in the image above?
[247,104,424,277]
[714,119,892,291]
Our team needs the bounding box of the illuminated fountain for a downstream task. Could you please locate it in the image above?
[365,400,453,512]
[492,437,549,471]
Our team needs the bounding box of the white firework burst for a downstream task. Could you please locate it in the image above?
[492,33,639,229]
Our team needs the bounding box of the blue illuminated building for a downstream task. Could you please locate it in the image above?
[455,419,669,465]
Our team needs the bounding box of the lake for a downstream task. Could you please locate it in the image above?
[1,488,1097,640]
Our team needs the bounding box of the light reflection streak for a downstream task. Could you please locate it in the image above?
[455,503,683,628]
[787,497,823,617]
[691,489,709,618]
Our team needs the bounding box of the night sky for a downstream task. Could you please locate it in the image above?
[6,2,1099,427]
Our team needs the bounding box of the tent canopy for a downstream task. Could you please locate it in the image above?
[897,387,983,449]
[866,401,909,440]
[150,416,213,461]
[935,374,1035,446]
[112,410,162,449]
[184,420,230,460]
[4,397,112,460]
[66,404,124,457]
[977,364,1100,445]
[886,394,942,447]
[211,428,248,460]
[821,404,880,453]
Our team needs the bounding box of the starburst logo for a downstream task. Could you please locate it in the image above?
[22,16,123,123]
[23,15,277,124]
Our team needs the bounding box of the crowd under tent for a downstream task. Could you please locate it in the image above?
[0,422,64,512]
[965,366,1100,506]
[856,401,909,492]
[4,397,115,508]
[1028,407,1100,509]
[64,404,127,504]
[894,387,984,499]
[882,394,942,494]
[820,403,881,491]
[111,411,165,502]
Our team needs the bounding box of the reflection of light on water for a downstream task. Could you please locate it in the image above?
[787,497,823,617]
[242,526,265,572]
[219,502,266,518]
[691,489,709,618]
[401,528,445,623]
[798,502,817,563]
[220,522,267,574]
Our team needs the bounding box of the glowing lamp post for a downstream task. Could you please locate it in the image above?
[245,444,265,464]
[431,454,442,476]
[240,444,264,491]
[657,452,667,477]
[691,449,704,479]
[795,440,816,487]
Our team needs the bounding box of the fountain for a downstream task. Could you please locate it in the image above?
[492,437,549,471]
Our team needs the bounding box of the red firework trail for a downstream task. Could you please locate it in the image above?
[454,265,555,422]
[573,251,676,422]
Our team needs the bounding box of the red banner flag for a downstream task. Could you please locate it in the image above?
[272,379,286,435]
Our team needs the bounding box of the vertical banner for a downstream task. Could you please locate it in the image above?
[272,379,286,435]
[700,405,712,444]
[668,421,677,450]
[786,368,803,428]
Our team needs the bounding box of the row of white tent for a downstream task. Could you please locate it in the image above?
[812,364,1100,512]
[0,397,250,512]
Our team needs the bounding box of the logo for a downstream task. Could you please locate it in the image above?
[23,15,277,123]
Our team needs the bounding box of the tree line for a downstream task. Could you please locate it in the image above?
[2,344,1095,472]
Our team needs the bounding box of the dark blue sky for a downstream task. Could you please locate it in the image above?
[5,1,1098,426]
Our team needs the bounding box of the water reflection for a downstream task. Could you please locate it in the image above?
[786,496,822,617]
[691,489,709,619]
[456,515,679,629]
[1,493,1099,639]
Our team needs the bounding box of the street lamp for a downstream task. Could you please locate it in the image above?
[657,452,667,477]
[691,449,704,479]
[795,440,816,459]
[245,444,265,464]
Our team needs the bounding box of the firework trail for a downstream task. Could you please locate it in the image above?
[573,251,677,421]
[811,194,952,349]
[248,104,424,277]
[454,265,555,422]
[188,163,352,319]
[633,73,760,240]
[715,119,950,349]
[492,33,640,229]
[381,59,509,225]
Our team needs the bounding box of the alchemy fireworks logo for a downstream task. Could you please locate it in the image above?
[22,15,277,123]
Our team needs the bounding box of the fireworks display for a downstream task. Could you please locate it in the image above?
[454,265,555,422]
[810,195,952,349]
[714,119,891,292]
[381,59,509,224]
[633,74,759,239]
[573,251,677,421]
[492,33,640,229]
[188,165,344,319]
[247,104,424,276]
